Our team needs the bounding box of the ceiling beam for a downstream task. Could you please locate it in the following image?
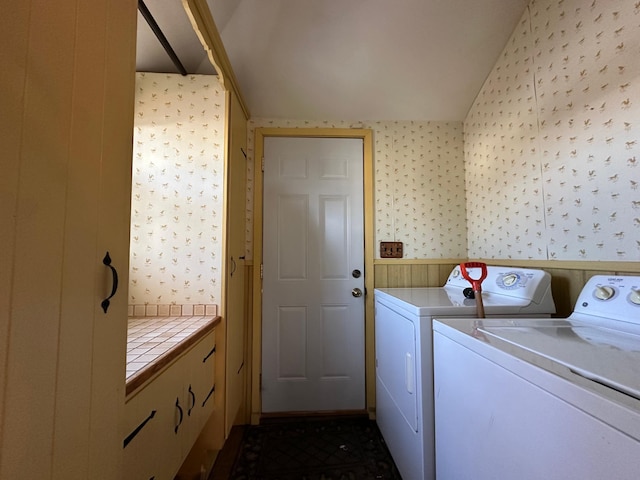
[138,0,188,76]
[182,0,250,119]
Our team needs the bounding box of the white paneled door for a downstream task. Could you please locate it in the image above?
[262,137,365,413]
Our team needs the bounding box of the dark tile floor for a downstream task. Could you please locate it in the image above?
[210,415,401,480]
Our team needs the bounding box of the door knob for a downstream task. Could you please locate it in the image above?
[352,288,363,298]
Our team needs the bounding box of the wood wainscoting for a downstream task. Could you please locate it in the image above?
[373,259,640,318]
[374,261,463,289]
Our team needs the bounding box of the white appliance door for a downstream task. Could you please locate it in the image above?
[375,301,418,431]
[261,136,365,412]
[434,328,640,480]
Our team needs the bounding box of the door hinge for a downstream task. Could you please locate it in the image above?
[261,157,265,172]
[260,263,264,279]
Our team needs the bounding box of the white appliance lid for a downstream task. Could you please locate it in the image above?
[375,287,530,317]
[437,317,640,401]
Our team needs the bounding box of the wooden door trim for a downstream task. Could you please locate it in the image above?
[251,128,374,423]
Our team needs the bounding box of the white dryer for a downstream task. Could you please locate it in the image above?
[433,274,640,480]
[374,265,556,480]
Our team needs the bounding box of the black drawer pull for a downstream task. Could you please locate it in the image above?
[203,345,216,363]
[101,252,119,313]
[123,410,156,448]
[202,384,215,407]
[188,385,195,416]
[174,397,183,434]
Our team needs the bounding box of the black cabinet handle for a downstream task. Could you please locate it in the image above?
[230,256,237,277]
[101,252,119,313]
[202,384,215,407]
[174,397,183,434]
[123,410,156,448]
[203,345,216,363]
[188,385,195,416]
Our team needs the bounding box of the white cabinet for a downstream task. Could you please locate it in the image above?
[123,329,216,480]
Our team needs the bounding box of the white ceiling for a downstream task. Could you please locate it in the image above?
[136,0,530,121]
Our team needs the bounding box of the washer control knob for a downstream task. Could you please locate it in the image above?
[628,288,640,306]
[502,273,519,287]
[594,285,615,300]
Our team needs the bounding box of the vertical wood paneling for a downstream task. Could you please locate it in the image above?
[427,264,442,287]
[52,0,107,475]
[0,0,30,459]
[409,264,429,286]
[225,89,248,439]
[374,265,388,288]
[545,268,585,317]
[4,0,136,477]
[438,264,457,285]
[374,262,461,288]
[386,265,412,287]
[89,0,137,477]
[3,0,76,477]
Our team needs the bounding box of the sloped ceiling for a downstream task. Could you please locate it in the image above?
[136,0,530,121]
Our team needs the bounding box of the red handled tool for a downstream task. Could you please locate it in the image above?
[459,262,488,318]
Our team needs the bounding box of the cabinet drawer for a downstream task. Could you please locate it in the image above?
[123,328,216,480]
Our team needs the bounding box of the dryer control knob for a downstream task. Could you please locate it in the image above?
[628,289,640,306]
[594,285,615,300]
[502,273,519,287]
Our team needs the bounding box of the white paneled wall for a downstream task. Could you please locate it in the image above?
[129,73,226,306]
[465,0,640,261]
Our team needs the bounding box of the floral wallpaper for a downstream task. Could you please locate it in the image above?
[129,72,226,307]
[465,0,640,261]
[246,119,467,260]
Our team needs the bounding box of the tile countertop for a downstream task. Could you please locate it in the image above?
[126,315,221,397]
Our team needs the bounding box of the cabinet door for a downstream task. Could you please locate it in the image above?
[1,0,136,478]
[187,330,217,440]
[224,89,248,432]
[123,365,183,480]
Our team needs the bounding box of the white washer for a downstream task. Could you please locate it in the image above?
[433,275,640,480]
[374,266,556,480]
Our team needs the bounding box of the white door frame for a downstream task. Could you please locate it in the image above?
[251,128,374,423]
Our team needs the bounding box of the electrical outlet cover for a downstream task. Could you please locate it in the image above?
[380,241,403,258]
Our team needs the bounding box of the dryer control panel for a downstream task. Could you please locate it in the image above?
[573,275,640,325]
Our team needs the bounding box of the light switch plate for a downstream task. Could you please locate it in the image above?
[380,241,403,258]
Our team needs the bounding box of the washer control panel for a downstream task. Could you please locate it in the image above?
[574,275,640,322]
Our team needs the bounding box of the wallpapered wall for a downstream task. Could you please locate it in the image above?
[245,119,468,260]
[465,0,640,261]
[129,73,226,307]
